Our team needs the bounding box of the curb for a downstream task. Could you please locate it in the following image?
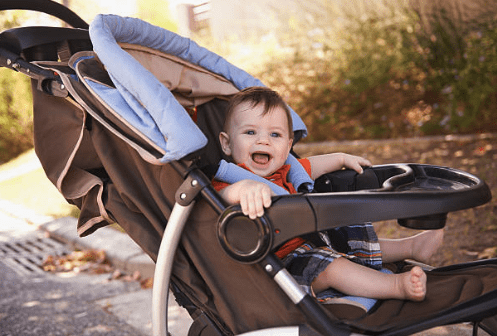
[294,132,497,152]
[0,200,155,279]
[40,217,156,279]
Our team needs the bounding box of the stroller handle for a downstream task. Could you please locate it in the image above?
[0,0,89,29]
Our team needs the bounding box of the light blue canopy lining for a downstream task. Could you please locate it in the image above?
[88,14,307,163]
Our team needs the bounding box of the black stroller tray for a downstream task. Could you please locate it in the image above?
[219,163,491,263]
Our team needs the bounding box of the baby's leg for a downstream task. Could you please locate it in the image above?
[312,257,426,301]
[380,229,444,264]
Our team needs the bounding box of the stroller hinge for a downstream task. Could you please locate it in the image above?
[175,169,209,206]
[0,47,67,97]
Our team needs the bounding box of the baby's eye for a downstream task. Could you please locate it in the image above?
[245,130,255,135]
[271,132,281,138]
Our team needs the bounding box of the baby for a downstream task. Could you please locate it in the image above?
[213,86,443,302]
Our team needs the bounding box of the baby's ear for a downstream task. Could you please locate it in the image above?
[219,132,232,156]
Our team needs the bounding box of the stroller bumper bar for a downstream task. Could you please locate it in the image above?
[219,163,491,263]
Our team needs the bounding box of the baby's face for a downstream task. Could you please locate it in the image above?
[220,102,293,177]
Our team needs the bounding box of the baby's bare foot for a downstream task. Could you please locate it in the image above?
[399,266,426,301]
[411,229,444,264]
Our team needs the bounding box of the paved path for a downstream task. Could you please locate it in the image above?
[0,201,193,336]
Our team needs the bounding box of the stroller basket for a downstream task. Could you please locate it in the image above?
[1,3,496,336]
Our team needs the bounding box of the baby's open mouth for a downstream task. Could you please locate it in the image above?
[252,152,271,165]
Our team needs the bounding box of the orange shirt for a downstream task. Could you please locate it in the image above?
[212,158,312,258]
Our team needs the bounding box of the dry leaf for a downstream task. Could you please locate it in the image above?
[478,247,497,259]
[140,278,154,289]
[111,269,123,279]
[42,249,110,273]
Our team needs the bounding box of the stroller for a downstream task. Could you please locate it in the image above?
[1,1,497,335]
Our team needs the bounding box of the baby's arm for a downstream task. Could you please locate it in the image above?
[217,179,274,219]
[308,153,372,179]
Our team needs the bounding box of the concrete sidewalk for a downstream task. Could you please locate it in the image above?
[41,217,156,279]
[0,199,193,336]
[0,199,155,279]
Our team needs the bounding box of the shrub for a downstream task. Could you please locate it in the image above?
[251,0,497,141]
[411,6,497,134]
[0,69,33,163]
[0,13,34,163]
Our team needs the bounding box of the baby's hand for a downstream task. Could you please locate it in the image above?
[238,180,273,219]
[309,153,373,179]
[342,154,372,174]
[218,179,274,219]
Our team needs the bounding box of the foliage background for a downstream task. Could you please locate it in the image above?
[248,0,497,142]
[2,0,497,163]
[0,13,33,163]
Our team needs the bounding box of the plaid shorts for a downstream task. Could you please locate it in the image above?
[281,223,382,299]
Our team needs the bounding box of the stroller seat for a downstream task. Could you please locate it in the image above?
[1,3,496,336]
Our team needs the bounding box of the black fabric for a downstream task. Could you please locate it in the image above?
[195,98,231,169]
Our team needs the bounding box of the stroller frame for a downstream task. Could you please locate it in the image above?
[1,2,496,335]
[152,167,353,336]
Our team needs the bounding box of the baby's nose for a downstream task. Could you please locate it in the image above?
[256,133,270,144]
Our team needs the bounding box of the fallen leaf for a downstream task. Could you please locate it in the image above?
[42,249,110,273]
[132,270,141,281]
[111,269,123,279]
[140,278,154,289]
[462,250,479,257]
[478,247,497,259]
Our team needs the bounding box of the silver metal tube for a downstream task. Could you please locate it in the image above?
[273,268,307,304]
[152,202,195,336]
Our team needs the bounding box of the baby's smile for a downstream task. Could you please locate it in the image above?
[252,152,271,165]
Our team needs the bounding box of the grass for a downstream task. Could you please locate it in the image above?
[0,150,78,219]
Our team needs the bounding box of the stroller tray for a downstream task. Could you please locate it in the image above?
[219,163,491,260]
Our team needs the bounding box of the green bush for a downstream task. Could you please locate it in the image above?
[0,68,33,163]
[412,9,497,134]
[253,1,497,141]
[0,13,34,163]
